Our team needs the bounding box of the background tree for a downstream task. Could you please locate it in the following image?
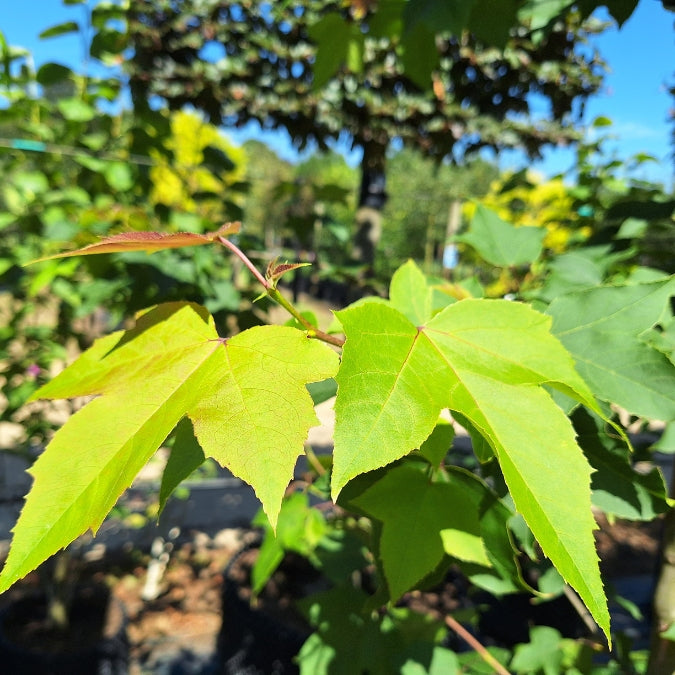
[291,151,357,261]
[241,139,294,251]
[125,0,609,272]
[149,109,247,225]
[381,149,497,277]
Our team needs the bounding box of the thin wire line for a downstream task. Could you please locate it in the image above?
[0,137,156,166]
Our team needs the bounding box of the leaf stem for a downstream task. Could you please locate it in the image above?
[218,235,269,289]
[305,445,326,476]
[563,584,602,639]
[268,287,345,347]
[218,234,344,348]
[444,614,511,675]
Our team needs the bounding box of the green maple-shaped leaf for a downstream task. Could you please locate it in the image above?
[332,293,609,638]
[0,302,338,592]
[456,204,545,267]
[389,259,433,325]
[349,461,520,600]
[548,278,675,421]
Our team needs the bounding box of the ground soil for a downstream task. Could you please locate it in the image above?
[596,512,663,578]
[0,513,665,673]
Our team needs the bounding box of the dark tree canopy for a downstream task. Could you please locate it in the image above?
[127,0,608,169]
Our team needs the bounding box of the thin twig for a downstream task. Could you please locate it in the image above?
[218,235,269,289]
[305,445,326,476]
[218,235,345,348]
[563,584,602,639]
[444,614,511,675]
[268,287,345,347]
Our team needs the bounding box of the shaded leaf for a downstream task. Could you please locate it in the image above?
[468,0,521,48]
[159,417,206,514]
[90,29,126,60]
[404,0,475,35]
[252,492,327,592]
[251,532,284,594]
[548,278,675,420]
[399,23,439,88]
[350,462,521,599]
[308,14,362,88]
[457,647,512,674]
[510,626,564,674]
[39,21,80,39]
[417,420,454,466]
[530,246,611,303]
[298,586,393,674]
[298,587,446,674]
[604,0,640,25]
[573,408,669,520]
[641,320,675,367]
[36,62,73,85]
[653,422,675,453]
[397,644,460,674]
[307,378,338,405]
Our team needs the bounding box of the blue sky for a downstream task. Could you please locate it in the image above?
[2,0,674,186]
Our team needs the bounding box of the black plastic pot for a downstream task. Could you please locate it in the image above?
[217,543,322,675]
[0,582,129,674]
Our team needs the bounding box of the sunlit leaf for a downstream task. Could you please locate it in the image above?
[0,303,338,592]
[332,263,608,638]
[39,21,80,39]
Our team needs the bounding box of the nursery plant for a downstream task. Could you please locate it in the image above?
[2,0,675,671]
[1,200,673,671]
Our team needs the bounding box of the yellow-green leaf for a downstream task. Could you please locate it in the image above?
[332,289,609,639]
[0,302,337,592]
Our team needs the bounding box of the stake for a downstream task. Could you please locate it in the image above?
[444,614,512,675]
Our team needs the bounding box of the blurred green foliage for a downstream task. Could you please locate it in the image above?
[0,5,250,451]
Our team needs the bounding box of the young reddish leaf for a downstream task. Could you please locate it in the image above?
[27,222,241,264]
[266,258,312,287]
[332,285,609,640]
[0,302,338,592]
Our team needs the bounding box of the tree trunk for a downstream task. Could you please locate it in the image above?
[352,141,388,276]
[647,464,675,674]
